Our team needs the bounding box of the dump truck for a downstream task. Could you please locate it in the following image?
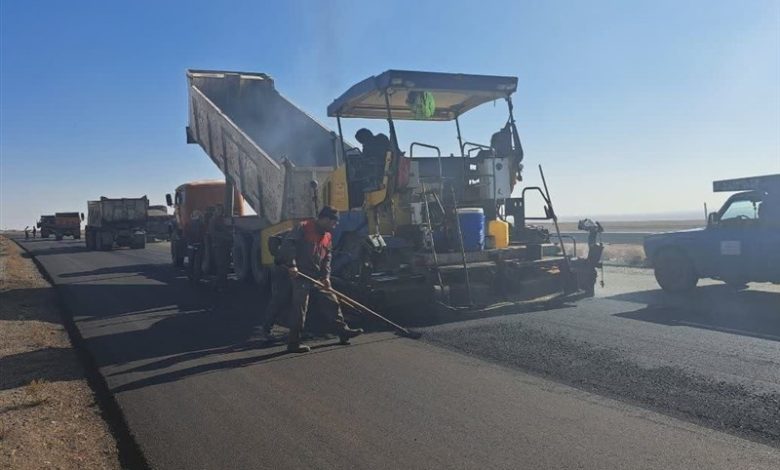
[644,174,780,291]
[168,70,337,282]
[37,215,56,238]
[37,213,81,240]
[181,69,603,308]
[85,197,149,251]
[146,205,173,242]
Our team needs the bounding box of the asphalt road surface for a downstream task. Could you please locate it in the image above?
[11,237,780,469]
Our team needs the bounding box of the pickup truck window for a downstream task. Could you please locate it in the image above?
[720,198,758,222]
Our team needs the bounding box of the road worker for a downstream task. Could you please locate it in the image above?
[277,206,363,353]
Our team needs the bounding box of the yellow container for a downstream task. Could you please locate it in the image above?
[488,219,510,249]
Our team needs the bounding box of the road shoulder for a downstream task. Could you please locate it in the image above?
[0,235,121,469]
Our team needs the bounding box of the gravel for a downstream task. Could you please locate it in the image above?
[425,320,780,446]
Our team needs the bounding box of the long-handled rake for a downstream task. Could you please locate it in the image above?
[295,271,422,339]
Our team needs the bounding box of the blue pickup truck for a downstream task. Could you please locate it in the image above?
[644,174,780,292]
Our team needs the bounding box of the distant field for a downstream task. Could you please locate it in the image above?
[541,220,703,233]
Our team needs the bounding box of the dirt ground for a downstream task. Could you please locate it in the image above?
[0,235,120,469]
[546,219,703,233]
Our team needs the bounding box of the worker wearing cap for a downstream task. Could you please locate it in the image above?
[278,206,363,353]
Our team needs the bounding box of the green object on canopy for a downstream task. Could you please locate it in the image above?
[407,91,436,119]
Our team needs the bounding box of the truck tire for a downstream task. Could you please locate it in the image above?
[130,234,146,249]
[250,236,270,289]
[188,245,203,283]
[98,231,113,251]
[74,232,81,240]
[171,239,185,267]
[654,248,698,293]
[232,234,252,282]
[202,240,214,275]
[55,234,63,241]
[85,230,95,250]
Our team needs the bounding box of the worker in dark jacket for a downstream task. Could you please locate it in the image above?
[277,206,363,353]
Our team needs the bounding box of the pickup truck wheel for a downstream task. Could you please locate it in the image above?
[654,249,698,293]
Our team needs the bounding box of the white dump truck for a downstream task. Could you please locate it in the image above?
[85,196,149,251]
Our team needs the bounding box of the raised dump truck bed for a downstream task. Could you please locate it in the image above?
[186,70,337,228]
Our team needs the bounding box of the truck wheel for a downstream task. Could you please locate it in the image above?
[98,232,112,251]
[55,234,63,241]
[172,240,185,267]
[131,234,146,249]
[250,236,270,289]
[232,235,252,282]
[200,237,217,275]
[654,248,698,293]
[74,232,81,240]
[188,246,203,282]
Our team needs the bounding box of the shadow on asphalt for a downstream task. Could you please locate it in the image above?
[59,263,174,279]
[20,244,89,257]
[610,285,780,342]
[17,237,575,394]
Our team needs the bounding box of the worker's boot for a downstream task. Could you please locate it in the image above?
[338,327,364,345]
[287,343,311,353]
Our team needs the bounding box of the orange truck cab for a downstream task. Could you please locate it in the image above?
[166,180,244,267]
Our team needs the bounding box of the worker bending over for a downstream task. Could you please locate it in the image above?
[277,206,363,353]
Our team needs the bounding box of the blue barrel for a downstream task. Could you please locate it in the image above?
[456,208,485,252]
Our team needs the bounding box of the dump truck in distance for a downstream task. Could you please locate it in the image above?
[37,215,56,238]
[167,181,245,271]
[48,212,81,240]
[85,197,149,251]
[146,205,173,241]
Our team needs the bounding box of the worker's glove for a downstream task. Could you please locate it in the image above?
[287,266,299,279]
[321,278,332,290]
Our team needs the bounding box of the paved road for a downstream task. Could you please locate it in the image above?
[11,237,780,469]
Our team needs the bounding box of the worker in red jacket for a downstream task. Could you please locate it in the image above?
[277,206,363,353]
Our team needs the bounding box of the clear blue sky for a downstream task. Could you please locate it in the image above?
[2,0,778,229]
